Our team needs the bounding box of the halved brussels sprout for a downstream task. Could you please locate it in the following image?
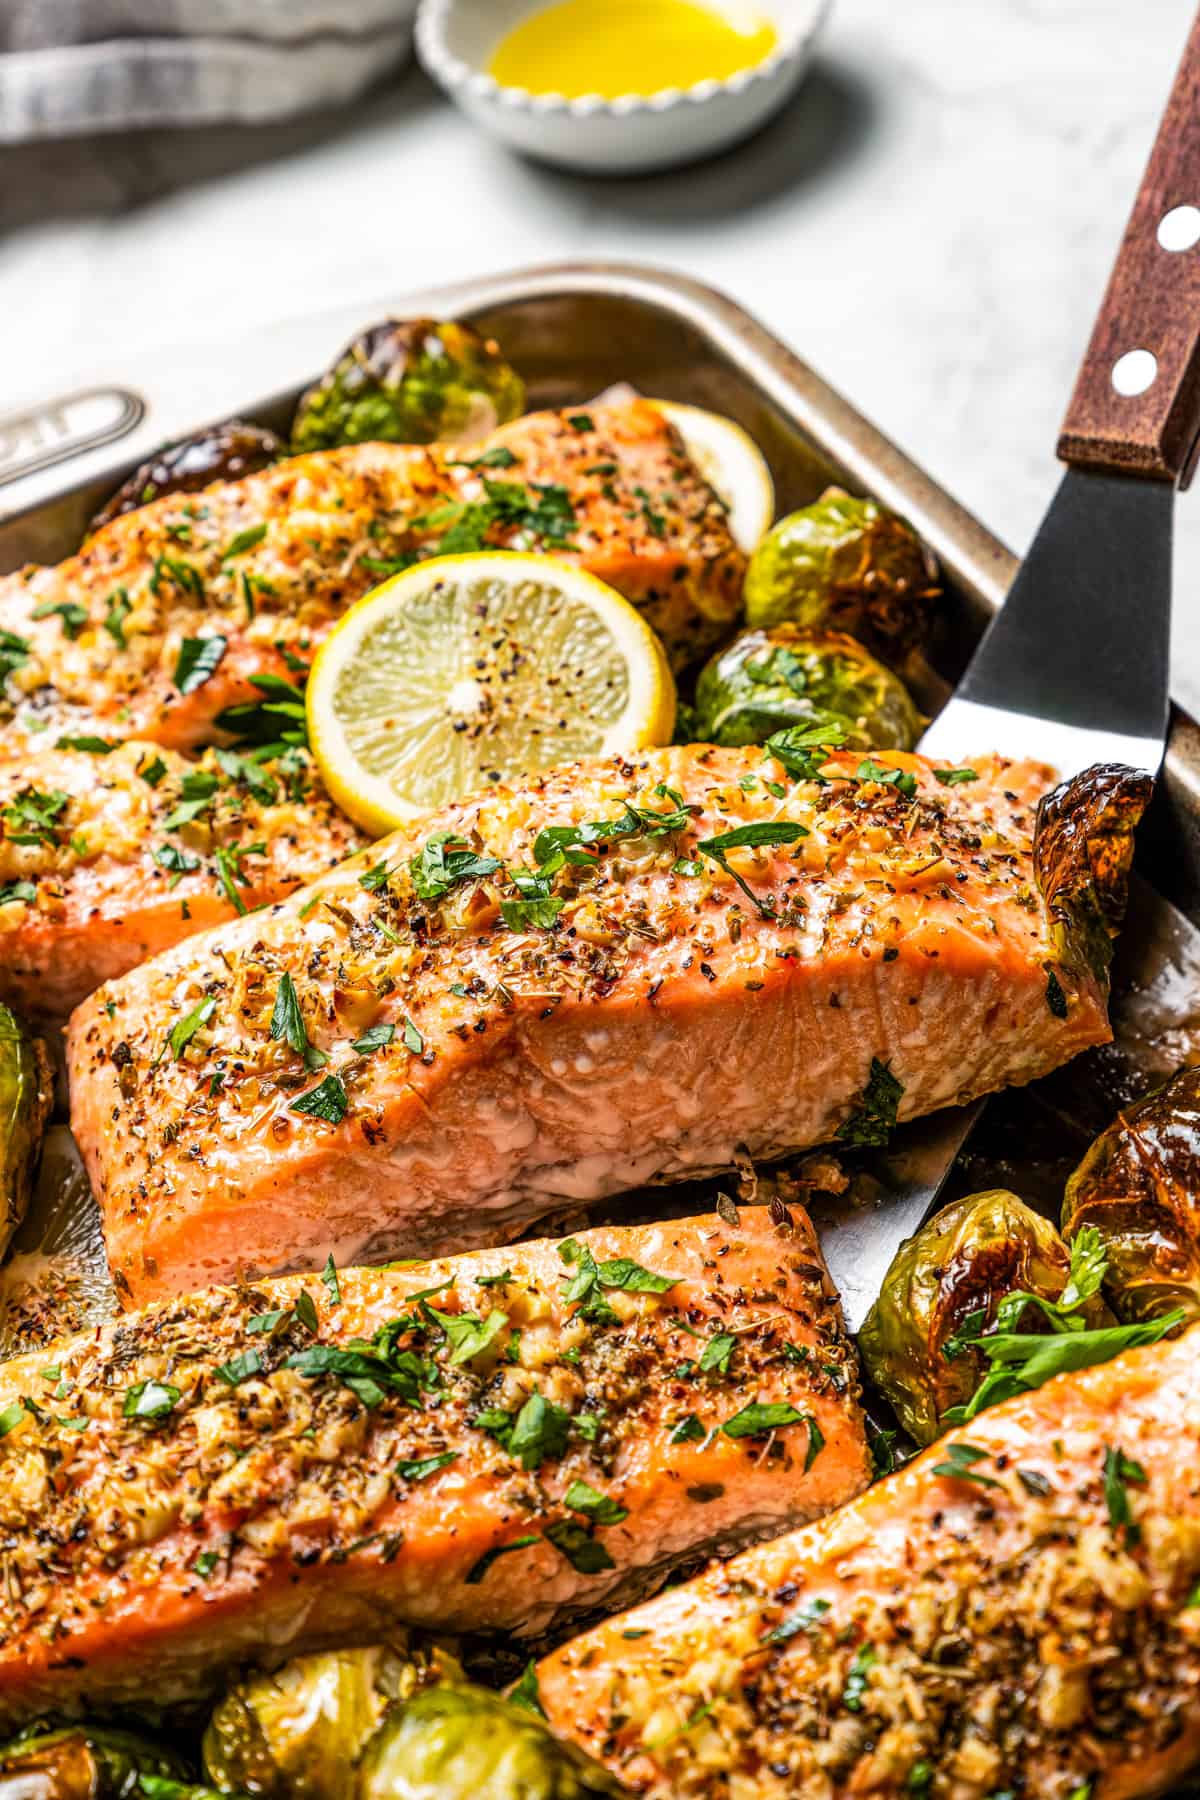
[743,488,941,664]
[359,1684,628,1800]
[1062,1067,1200,1326]
[203,1641,457,1798]
[0,1003,51,1258]
[87,422,282,539]
[858,1189,1111,1445]
[291,319,526,455]
[691,624,922,750]
[0,1724,207,1799]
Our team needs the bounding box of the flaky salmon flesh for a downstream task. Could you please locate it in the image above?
[67,746,1149,1307]
[0,401,743,756]
[537,1323,1200,1800]
[0,740,366,1027]
[0,1208,870,1724]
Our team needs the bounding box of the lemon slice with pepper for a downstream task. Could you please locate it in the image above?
[307,552,677,835]
[652,401,775,554]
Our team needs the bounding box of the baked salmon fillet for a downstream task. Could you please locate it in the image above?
[67,745,1149,1307]
[0,740,365,1026]
[0,1208,870,1724]
[537,1324,1200,1800]
[0,401,742,756]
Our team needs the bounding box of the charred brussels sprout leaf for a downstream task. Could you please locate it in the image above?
[87,422,281,540]
[857,1189,1113,1445]
[1062,1066,1200,1325]
[1034,763,1153,991]
[292,319,526,454]
[743,488,941,664]
[203,1641,458,1798]
[0,1724,209,1799]
[359,1683,630,1800]
[0,1004,51,1254]
[692,626,922,752]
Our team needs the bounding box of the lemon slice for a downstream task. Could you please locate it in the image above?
[307,552,677,834]
[652,400,775,555]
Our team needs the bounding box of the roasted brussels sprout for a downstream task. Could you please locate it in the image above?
[1062,1066,1200,1326]
[0,1003,51,1257]
[291,319,526,454]
[359,1683,628,1800]
[0,1724,210,1799]
[203,1641,457,1798]
[858,1189,1112,1445]
[87,422,282,538]
[743,488,941,663]
[692,624,922,750]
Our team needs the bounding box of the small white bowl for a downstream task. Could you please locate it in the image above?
[416,0,832,176]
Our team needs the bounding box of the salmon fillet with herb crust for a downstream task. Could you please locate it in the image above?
[537,1324,1200,1800]
[0,739,365,1027]
[0,400,743,757]
[66,745,1149,1307]
[0,1208,870,1725]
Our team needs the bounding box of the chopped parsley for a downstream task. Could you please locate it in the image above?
[0,880,36,907]
[161,769,219,830]
[421,1303,508,1367]
[842,1643,877,1713]
[224,523,267,558]
[931,1441,1003,1488]
[151,553,204,599]
[722,1400,815,1441]
[397,1450,458,1482]
[56,735,117,753]
[544,1518,616,1574]
[855,757,918,799]
[103,589,131,646]
[1103,1443,1148,1540]
[32,599,88,638]
[0,630,30,684]
[837,1057,904,1147]
[698,1333,736,1374]
[410,831,501,901]
[173,634,228,694]
[2,786,68,847]
[353,1023,396,1054]
[933,766,979,785]
[123,1379,180,1421]
[322,1256,341,1305]
[508,1660,545,1717]
[214,842,264,915]
[669,1414,708,1445]
[164,994,216,1062]
[695,819,808,916]
[507,1391,571,1471]
[564,1478,628,1525]
[194,1551,220,1581]
[761,1595,831,1646]
[764,716,847,780]
[290,1073,348,1125]
[465,1535,540,1585]
[214,1349,263,1387]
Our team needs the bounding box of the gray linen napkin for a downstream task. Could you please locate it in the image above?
[0,0,416,139]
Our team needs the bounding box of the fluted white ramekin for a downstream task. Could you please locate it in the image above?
[416,0,832,175]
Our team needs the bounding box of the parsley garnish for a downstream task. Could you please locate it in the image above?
[214,1349,263,1386]
[0,630,30,685]
[0,880,36,907]
[154,843,200,887]
[465,1535,540,1585]
[0,1399,29,1437]
[509,1661,545,1717]
[397,1450,458,1481]
[56,735,116,753]
[931,1441,1002,1488]
[837,1057,904,1147]
[544,1518,616,1574]
[402,1016,424,1054]
[322,1255,341,1305]
[290,1073,348,1124]
[933,766,978,785]
[165,994,216,1062]
[358,859,394,894]
[270,972,322,1066]
[123,1379,180,1421]
[194,1551,220,1580]
[699,1333,735,1374]
[1103,1444,1148,1540]
[761,1595,831,1646]
[162,769,219,830]
[507,1390,571,1470]
[764,716,847,780]
[695,819,808,916]
[173,634,228,694]
[669,1414,707,1445]
[224,523,267,558]
[353,1023,395,1054]
[421,1303,508,1366]
[152,553,204,599]
[410,832,501,901]
[33,599,88,638]
[942,1227,1184,1424]
[103,589,131,646]
[567,413,595,433]
[564,1478,628,1525]
[722,1400,814,1440]
[842,1644,877,1712]
[214,842,264,915]
[3,787,68,847]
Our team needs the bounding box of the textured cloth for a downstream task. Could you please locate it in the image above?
[0,0,415,139]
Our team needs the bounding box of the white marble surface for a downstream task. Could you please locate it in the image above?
[1,0,1198,708]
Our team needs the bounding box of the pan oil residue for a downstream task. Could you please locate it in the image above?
[488,0,778,101]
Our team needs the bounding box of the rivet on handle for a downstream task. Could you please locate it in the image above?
[1111,349,1159,395]
[1158,204,1200,250]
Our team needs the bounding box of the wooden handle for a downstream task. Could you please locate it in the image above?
[1059,7,1200,484]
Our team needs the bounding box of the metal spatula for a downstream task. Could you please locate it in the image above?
[818,6,1200,1329]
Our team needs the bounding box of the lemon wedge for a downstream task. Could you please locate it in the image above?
[307,552,677,834]
[652,400,775,554]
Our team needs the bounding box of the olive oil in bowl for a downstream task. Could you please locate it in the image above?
[489,0,779,100]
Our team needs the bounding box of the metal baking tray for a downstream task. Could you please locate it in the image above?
[2,259,1199,1778]
[5,258,1200,919]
